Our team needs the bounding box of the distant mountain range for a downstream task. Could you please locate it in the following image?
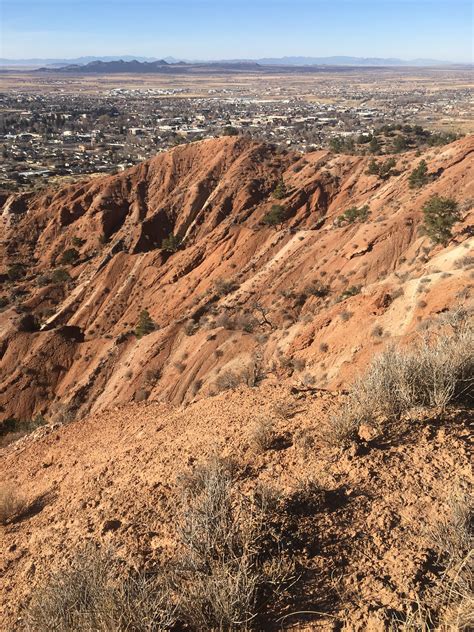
[0,55,160,66]
[0,55,464,69]
[256,56,455,67]
[35,59,262,74]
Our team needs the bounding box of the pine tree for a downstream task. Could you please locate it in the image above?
[272,179,288,200]
[422,195,460,245]
[161,233,181,253]
[408,160,429,188]
[135,310,156,338]
[262,204,286,227]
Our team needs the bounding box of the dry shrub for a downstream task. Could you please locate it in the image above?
[293,428,315,456]
[175,457,293,630]
[429,491,473,630]
[272,399,298,420]
[214,369,244,392]
[394,491,473,631]
[25,545,177,631]
[327,309,473,444]
[214,278,239,297]
[215,358,264,393]
[249,419,276,453]
[429,491,472,565]
[0,484,26,525]
[326,399,362,447]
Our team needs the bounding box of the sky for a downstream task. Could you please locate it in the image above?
[1,0,473,62]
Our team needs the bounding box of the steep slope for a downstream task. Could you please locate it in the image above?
[1,136,473,423]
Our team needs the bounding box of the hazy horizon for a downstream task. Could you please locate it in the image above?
[1,0,472,64]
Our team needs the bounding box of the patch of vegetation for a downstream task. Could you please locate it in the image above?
[25,545,177,632]
[272,179,288,200]
[422,195,460,245]
[0,414,46,448]
[366,157,397,179]
[262,204,287,227]
[222,126,239,136]
[329,309,473,444]
[175,457,293,630]
[0,296,9,309]
[338,285,361,301]
[408,159,430,188]
[337,205,369,226]
[7,263,26,282]
[71,236,85,248]
[0,485,27,525]
[161,233,182,253]
[329,125,461,156]
[249,419,276,453]
[60,248,80,265]
[51,268,71,284]
[134,309,156,339]
[214,278,239,296]
[329,136,356,153]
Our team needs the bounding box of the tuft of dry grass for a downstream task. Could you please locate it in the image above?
[249,419,276,453]
[0,484,27,525]
[393,490,473,631]
[175,457,294,630]
[327,308,473,444]
[25,545,177,632]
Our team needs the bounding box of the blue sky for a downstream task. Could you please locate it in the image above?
[1,0,472,61]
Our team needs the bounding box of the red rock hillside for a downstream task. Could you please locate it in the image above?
[1,135,473,423]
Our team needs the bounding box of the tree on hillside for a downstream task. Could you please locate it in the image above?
[369,136,381,154]
[272,179,288,200]
[366,159,379,176]
[262,204,287,228]
[408,160,429,188]
[161,233,181,253]
[422,195,460,245]
[135,310,156,339]
[222,126,239,136]
[393,135,408,153]
[60,248,80,265]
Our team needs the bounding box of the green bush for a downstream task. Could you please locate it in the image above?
[222,126,239,136]
[330,136,355,153]
[60,248,80,265]
[161,233,181,253]
[337,205,369,226]
[7,264,25,282]
[272,179,288,200]
[262,204,287,227]
[134,310,156,338]
[422,195,460,245]
[366,158,397,179]
[409,159,429,188]
[51,268,71,284]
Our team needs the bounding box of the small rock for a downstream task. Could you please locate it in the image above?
[358,423,378,442]
[101,519,122,534]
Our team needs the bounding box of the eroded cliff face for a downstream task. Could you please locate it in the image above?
[1,136,473,422]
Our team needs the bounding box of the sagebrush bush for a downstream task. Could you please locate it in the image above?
[249,419,276,453]
[328,309,473,442]
[176,457,292,630]
[25,545,177,632]
[393,490,473,631]
[356,311,472,418]
[0,485,26,525]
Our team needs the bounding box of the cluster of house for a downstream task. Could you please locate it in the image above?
[0,81,470,191]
